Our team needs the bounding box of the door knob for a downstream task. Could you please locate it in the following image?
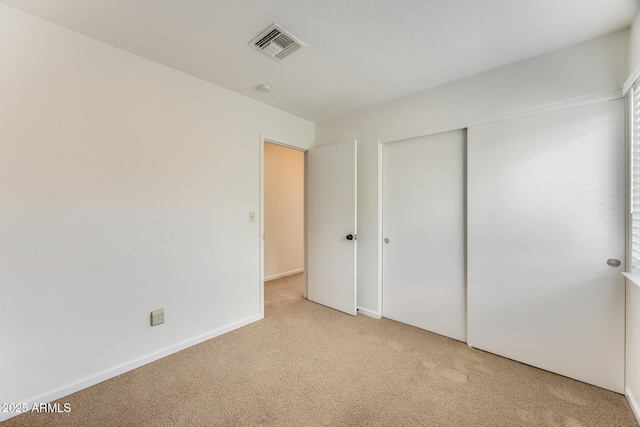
[346,234,356,241]
[607,258,621,267]
[384,238,389,244]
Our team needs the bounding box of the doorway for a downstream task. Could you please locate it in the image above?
[263,141,305,302]
[259,137,358,317]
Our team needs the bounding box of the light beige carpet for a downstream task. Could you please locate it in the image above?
[4,273,638,426]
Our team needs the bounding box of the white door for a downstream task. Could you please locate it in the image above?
[467,100,625,393]
[382,130,466,341]
[307,140,357,315]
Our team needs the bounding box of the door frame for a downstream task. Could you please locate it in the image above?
[259,134,308,318]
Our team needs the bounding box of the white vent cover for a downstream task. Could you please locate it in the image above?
[249,23,306,61]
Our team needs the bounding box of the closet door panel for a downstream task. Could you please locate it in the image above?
[383,130,466,341]
[467,100,625,392]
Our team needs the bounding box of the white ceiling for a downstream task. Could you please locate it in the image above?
[1,0,637,122]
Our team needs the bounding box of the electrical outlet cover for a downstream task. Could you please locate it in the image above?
[151,309,165,326]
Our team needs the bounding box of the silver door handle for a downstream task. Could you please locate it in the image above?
[607,259,621,267]
[384,238,389,244]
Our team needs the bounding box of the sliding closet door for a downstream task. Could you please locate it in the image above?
[467,100,625,393]
[382,130,465,341]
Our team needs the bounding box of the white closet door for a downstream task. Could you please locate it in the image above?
[467,100,625,393]
[382,130,466,341]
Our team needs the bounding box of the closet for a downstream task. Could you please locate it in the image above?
[381,99,626,392]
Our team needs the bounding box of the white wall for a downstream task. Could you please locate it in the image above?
[264,143,304,280]
[316,29,629,315]
[629,11,640,77]
[0,4,313,419]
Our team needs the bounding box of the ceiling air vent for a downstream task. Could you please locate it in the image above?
[249,23,306,62]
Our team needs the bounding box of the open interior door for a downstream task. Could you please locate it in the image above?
[307,140,357,315]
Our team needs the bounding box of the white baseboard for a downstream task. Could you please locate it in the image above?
[357,306,382,319]
[0,314,263,422]
[627,387,640,425]
[264,268,303,282]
